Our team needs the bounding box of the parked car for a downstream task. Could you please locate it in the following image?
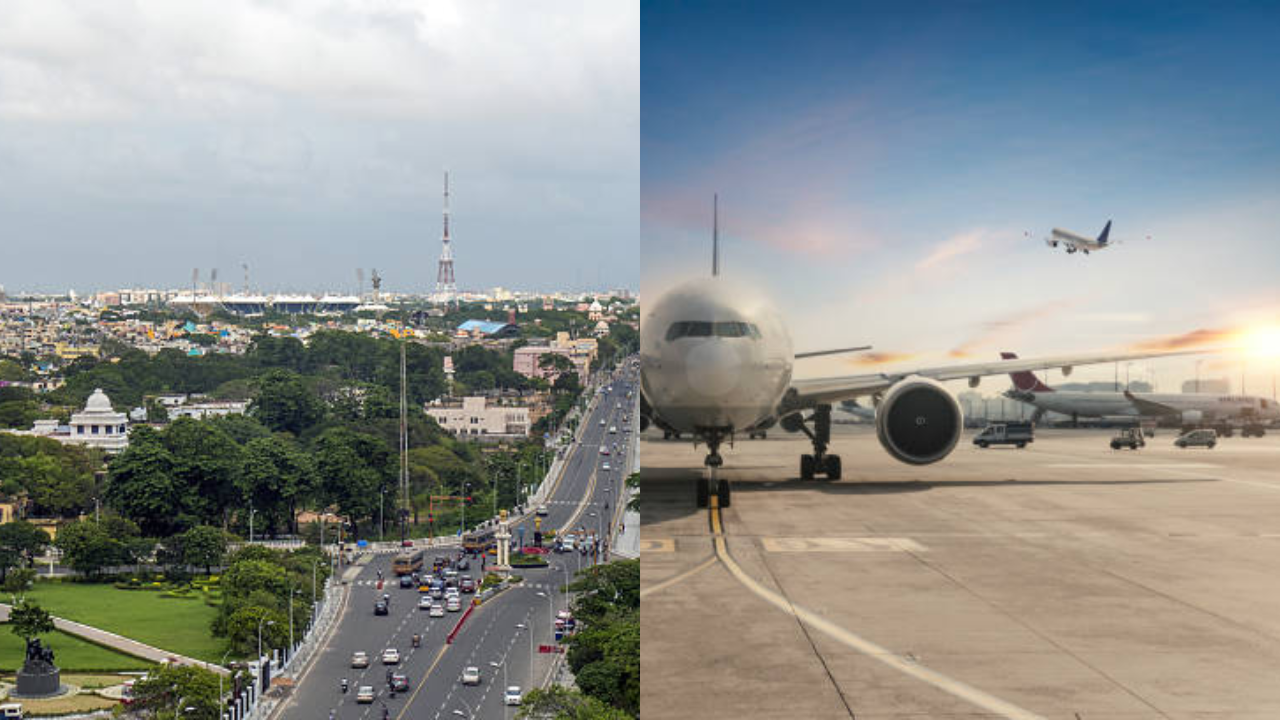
[1110,427,1145,450]
[1175,428,1217,448]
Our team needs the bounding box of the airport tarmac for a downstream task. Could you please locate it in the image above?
[640,424,1280,719]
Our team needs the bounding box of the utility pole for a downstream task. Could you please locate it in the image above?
[400,342,410,543]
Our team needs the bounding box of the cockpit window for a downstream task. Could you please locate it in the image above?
[666,321,761,340]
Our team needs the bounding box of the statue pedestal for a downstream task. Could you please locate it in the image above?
[13,666,62,698]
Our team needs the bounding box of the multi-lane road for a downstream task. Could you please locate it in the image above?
[277,364,637,720]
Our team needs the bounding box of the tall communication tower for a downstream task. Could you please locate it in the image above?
[434,171,456,300]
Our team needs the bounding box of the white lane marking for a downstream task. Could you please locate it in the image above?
[761,537,928,553]
[709,503,1046,720]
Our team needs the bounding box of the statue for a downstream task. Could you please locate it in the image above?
[11,604,62,697]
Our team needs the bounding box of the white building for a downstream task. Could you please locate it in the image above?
[169,400,248,420]
[426,397,530,438]
[67,388,129,452]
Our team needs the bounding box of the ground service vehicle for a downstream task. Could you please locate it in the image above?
[392,550,424,576]
[1111,428,1145,450]
[973,422,1034,449]
[1175,428,1217,448]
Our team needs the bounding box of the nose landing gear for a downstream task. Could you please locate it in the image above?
[696,432,731,508]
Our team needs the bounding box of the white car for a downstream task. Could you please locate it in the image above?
[599,446,609,455]
[536,504,548,516]
[351,651,370,668]
[356,685,375,703]
[504,686,523,706]
[599,418,606,426]
[429,604,445,617]
[381,648,401,664]
[418,595,432,610]
[446,596,462,612]
[461,666,481,685]
[609,425,617,434]
[601,462,611,472]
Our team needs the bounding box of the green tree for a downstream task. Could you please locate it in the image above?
[128,662,223,719]
[250,369,323,435]
[517,686,632,719]
[0,521,50,581]
[103,426,180,536]
[53,520,129,578]
[181,525,227,574]
[2,567,35,596]
[8,599,54,642]
[238,435,315,536]
[162,417,244,528]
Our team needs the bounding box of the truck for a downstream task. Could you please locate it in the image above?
[972,421,1034,449]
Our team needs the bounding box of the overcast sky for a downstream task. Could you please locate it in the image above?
[0,0,638,295]
[643,1,1280,393]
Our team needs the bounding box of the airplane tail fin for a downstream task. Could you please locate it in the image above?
[1097,220,1112,245]
[1001,352,1054,392]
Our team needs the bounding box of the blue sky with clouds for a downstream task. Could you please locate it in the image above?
[0,0,638,295]
[642,1,1280,390]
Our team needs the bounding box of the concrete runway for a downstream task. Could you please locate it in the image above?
[640,425,1280,719]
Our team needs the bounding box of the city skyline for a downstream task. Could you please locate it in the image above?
[0,1,639,294]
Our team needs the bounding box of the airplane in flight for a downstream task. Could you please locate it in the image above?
[1001,352,1280,433]
[1045,220,1114,254]
[640,201,1200,507]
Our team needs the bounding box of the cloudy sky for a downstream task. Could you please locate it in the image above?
[0,0,638,295]
[642,1,1280,392]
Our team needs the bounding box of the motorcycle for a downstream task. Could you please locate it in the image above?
[412,634,421,648]
[340,678,349,693]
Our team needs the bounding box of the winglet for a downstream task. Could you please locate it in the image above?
[1000,352,1054,392]
[1097,220,1112,245]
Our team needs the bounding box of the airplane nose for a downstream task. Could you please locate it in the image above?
[685,340,743,398]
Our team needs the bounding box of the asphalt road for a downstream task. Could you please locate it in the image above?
[279,365,637,720]
[642,424,1280,719]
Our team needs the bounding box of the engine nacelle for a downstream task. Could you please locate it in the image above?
[875,376,963,465]
[640,415,650,432]
[1180,410,1203,425]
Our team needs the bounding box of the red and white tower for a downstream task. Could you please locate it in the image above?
[434,171,457,300]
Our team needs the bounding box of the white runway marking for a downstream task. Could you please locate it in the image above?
[761,537,928,553]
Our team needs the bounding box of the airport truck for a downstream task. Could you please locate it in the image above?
[1110,427,1145,450]
[972,421,1034,449]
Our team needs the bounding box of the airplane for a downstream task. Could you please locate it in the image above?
[1045,220,1113,254]
[639,199,1201,507]
[1001,352,1280,433]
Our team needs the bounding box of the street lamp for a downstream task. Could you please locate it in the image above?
[535,590,554,641]
[256,618,275,663]
[461,482,471,535]
[451,696,475,719]
[217,648,233,712]
[515,620,535,689]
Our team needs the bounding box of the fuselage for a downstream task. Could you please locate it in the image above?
[640,278,793,434]
[1050,228,1105,251]
[1019,391,1280,422]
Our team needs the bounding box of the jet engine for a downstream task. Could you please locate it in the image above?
[1180,410,1203,425]
[875,376,963,465]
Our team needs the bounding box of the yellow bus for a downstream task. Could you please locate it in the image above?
[392,549,424,575]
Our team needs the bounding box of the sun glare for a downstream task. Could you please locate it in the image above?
[1239,325,1280,358]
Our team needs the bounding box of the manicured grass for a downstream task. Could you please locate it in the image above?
[20,581,227,663]
[0,628,153,672]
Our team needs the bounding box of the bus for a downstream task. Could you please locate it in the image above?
[392,549,424,576]
[462,528,496,555]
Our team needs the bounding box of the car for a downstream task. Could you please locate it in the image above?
[599,446,610,455]
[431,586,444,600]
[1175,428,1217,448]
[536,504,549,516]
[456,559,470,571]
[461,666,481,685]
[1111,427,1145,450]
[446,596,462,612]
[504,686,523,706]
[601,462,611,471]
[373,600,389,616]
[351,651,370,668]
[609,425,617,434]
[443,567,458,579]
[429,604,445,617]
[418,595,433,610]
[356,685,375,703]
[381,648,401,664]
[399,575,414,588]
[390,674,410,692]
[599,418,606,426]
[459,577,476,593]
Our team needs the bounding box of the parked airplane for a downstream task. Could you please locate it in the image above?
[1000,352,1278,433]
[639,200,1198,507]
[1046,220,1113,254]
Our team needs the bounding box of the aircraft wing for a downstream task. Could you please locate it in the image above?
[783,350,1203,411]
[1122,390,1180,416]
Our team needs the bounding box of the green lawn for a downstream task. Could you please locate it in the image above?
[0,627,154,672]
[18,581,226,663]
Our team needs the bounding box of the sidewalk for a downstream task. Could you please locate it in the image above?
[0,602,227,675]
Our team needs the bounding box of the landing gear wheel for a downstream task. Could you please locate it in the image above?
[825,454,841,480]
[800,454,815,480]
[696,477,709,507]
[717,480,731,508]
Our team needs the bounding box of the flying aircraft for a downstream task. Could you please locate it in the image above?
[640,201,1199,507]
[1045,220,1115,254]
[1001,352,1279,432]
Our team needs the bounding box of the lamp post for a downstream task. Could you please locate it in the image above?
[256,617,275,664]
[461,482,471,535]
[217,648,233,712]
[248,505,255,544]
[515,620,534,689]
[535,590,554,641]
